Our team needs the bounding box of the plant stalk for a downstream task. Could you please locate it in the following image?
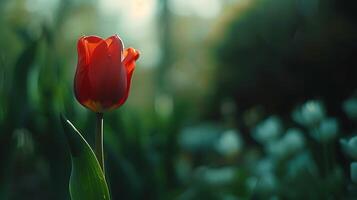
[95,112,104,174]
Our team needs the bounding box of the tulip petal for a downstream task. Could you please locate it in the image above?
[106,35,124,67]
[106,35,124,56]
[74,36,102,107]
[123,48,140,75]
[74,66,91,106]
[88,40,127,111]
[78,36,103,65]
[120,48,140,104]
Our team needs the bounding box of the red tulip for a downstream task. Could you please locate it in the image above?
[74,35,140,112]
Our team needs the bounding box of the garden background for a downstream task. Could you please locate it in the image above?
[1,0,357,199]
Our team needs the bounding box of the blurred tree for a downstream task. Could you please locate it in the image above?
[209,0,357,120]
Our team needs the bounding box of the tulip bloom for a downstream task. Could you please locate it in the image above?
[74,35,139,112]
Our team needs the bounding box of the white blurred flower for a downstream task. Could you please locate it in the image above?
[286,151,318,178]
[340,136,357,160]
[179,124,221,152]
[254,158,278,192]
[256,158,275,176]
[343,97,357,121]
[196,166,236,185]
[311,118,339,142]
[266,141,285,158]
[283,128,305,152]
[351,162,357,183]
[215,129,243,156]
[257,172,278,193]
[319,118,338,140]
[252,116,283,144]
[292,100,326,127]
[267,128,305,158]
[246,177,258,191]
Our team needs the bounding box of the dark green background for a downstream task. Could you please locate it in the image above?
[1,0,357,199]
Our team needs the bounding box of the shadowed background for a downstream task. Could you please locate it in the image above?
[1,0,357,199]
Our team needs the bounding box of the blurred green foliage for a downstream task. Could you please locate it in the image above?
[1,0,357,199]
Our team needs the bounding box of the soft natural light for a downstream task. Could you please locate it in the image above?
[99,0,159,68]
[169,0,222,19]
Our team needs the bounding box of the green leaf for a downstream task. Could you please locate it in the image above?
[60,115,111,200]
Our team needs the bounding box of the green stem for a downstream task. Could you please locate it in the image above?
[95,112,104,174]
